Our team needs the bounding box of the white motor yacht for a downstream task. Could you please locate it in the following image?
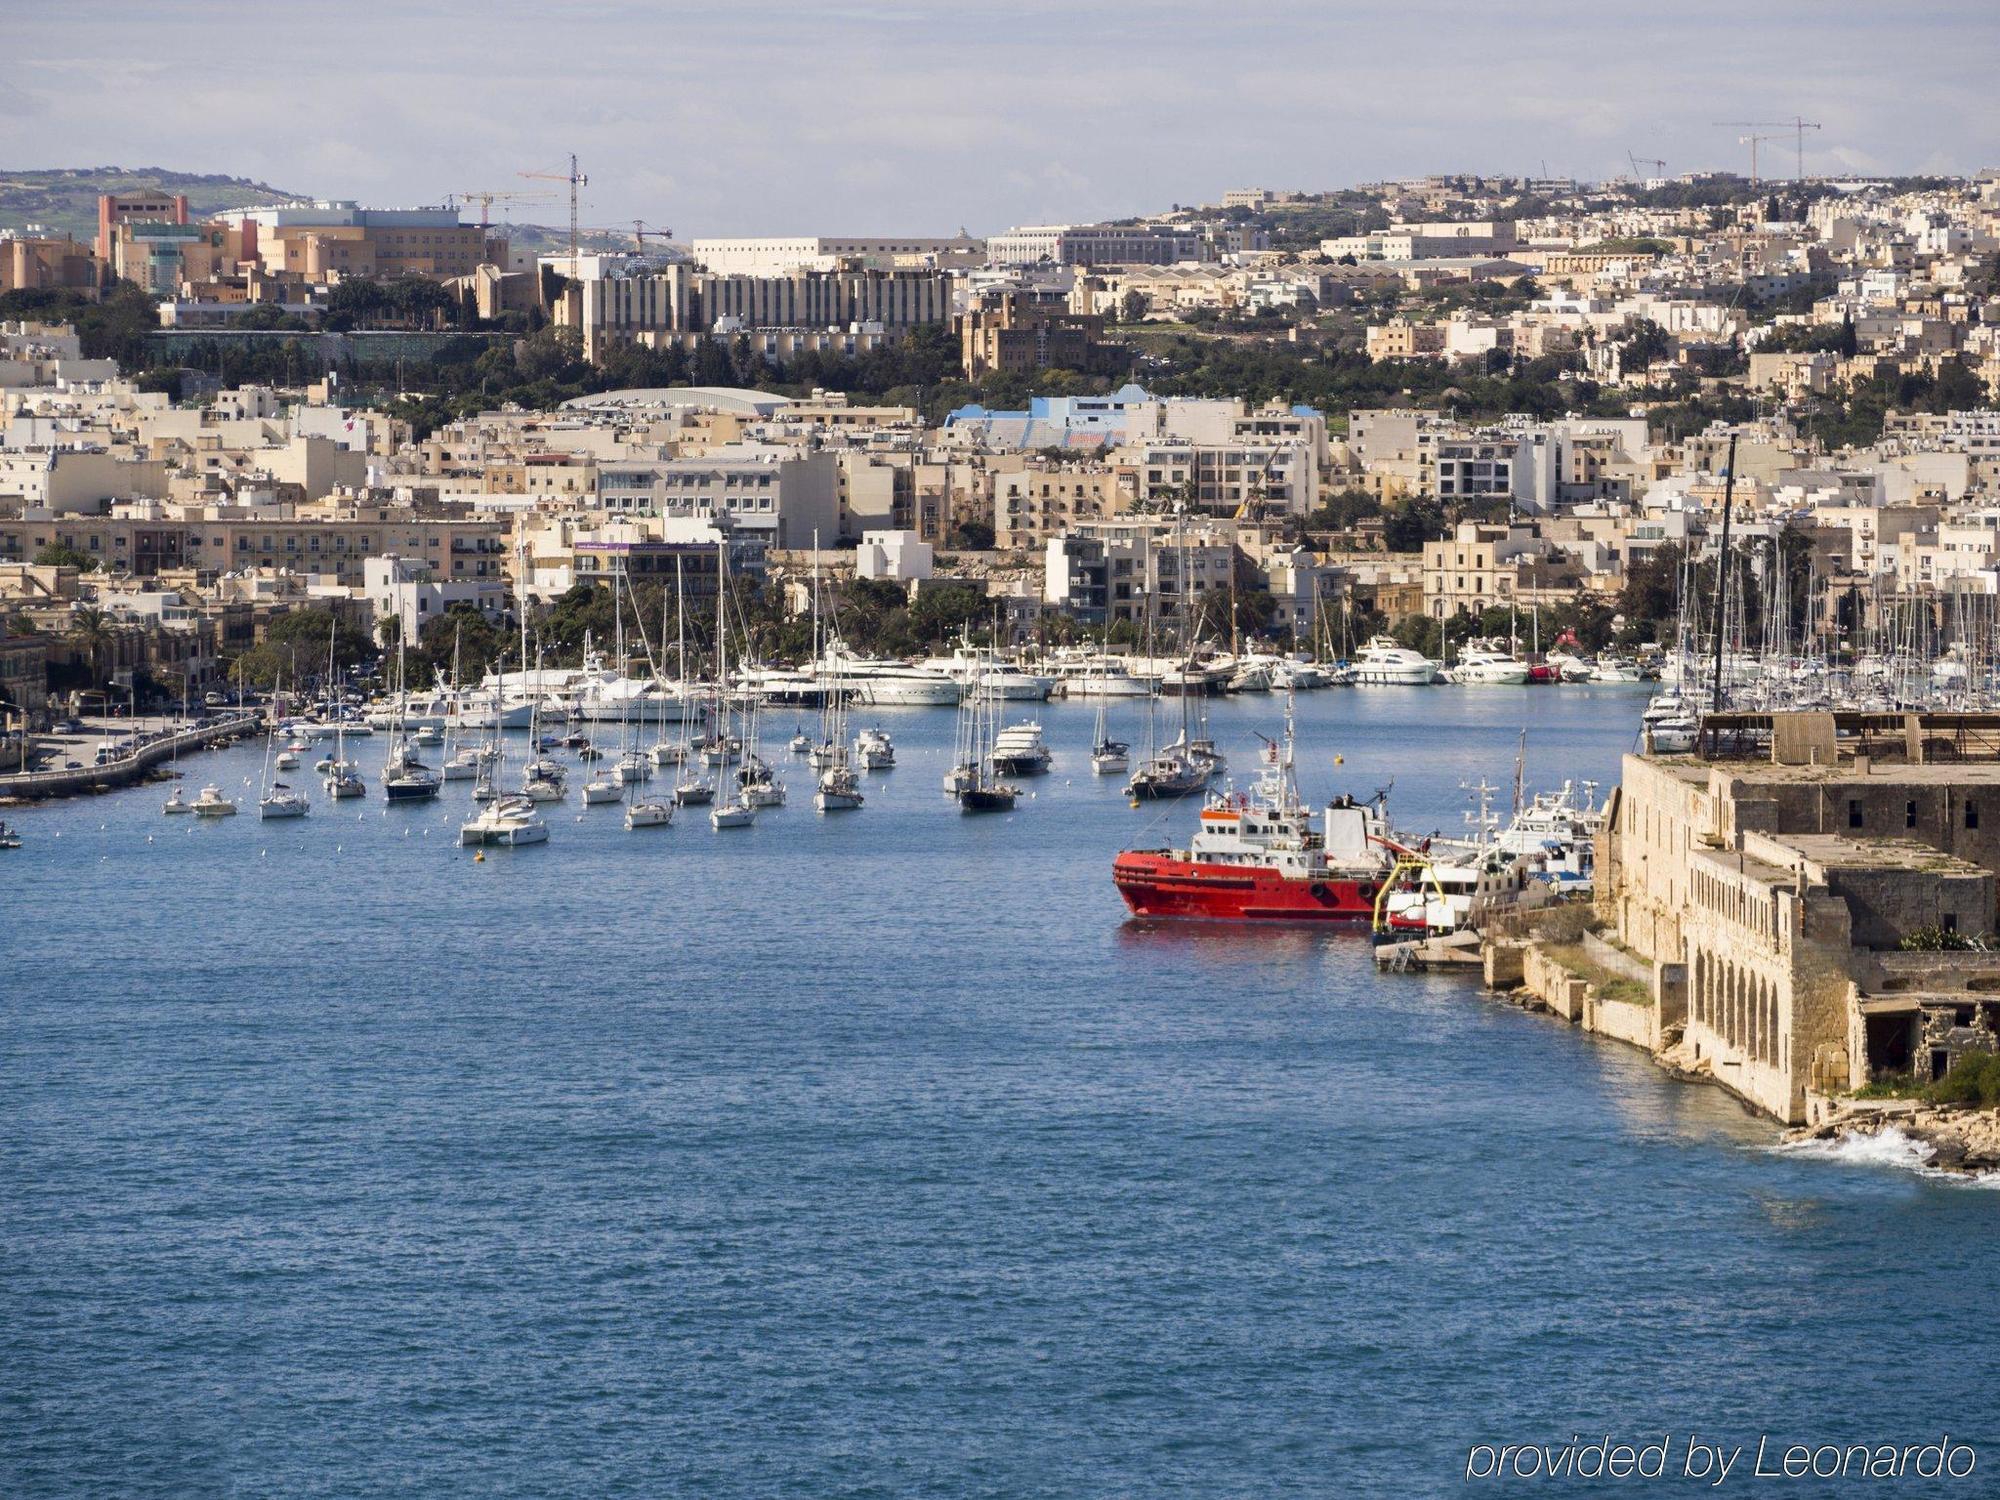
[191,784,237,816]
[1446,639,1532,686]
[988,721,1052,776]
[853,727,896,770]
[812,641,960,706]
[1352,636,1440,686]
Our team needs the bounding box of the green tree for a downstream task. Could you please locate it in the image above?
[67,606,114,686]
[33,543,98,572]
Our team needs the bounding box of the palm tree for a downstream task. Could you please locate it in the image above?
[69,606,113,687]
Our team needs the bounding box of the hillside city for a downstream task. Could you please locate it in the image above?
[4,163,2000,726]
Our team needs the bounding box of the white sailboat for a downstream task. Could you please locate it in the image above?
[709,535,757,830]
[259,668,309,819]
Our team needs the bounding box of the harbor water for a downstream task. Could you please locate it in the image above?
[4,685,1996,1496]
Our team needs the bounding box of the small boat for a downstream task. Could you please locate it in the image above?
[625,799,673,830]
[674,774,715,807]
[577,743,604,762]
[313,753,337,773]
[0,820,20,850]
[412,725,444,747]
[853,726,895,770]
[1126,751,1209,800]
[650,741,687,767]
[789,729,811,755]
[324,765,366,799]
[710,798,756,830]
[942,762,978,795]
[612,753,651,784]
[815,765,864,812]
[700,734,742,767]
[258,783,310,820]
[960,783,1018,814]
[459,794,549,847]
[1091,741,1130,775]
[441,747,484,781]
[162,785,191,815]
[581,777,622,805]
[274,749,300,771]
[192,784,237,817]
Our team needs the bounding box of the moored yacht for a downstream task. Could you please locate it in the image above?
[1352,636,1440,686]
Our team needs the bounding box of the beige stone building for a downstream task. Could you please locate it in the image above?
[1601,721,2000,1122]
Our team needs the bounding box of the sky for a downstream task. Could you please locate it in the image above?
[5,0,1998,237]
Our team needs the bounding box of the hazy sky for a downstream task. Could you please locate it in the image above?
[6,1,1997,236]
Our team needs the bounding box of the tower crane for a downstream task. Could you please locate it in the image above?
[1626,152,1667,182]
[1712,118,1823,182]
[519,154,588,275]
[449,190,553,228]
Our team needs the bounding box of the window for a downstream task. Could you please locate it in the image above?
[1848,799,1863,829]
[1906,800,1918,829]
[1968,801,1980,830]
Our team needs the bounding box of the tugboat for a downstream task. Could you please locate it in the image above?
[1113,698,1397,921]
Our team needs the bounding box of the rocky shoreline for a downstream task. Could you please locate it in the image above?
[1786,1102,2000,1176]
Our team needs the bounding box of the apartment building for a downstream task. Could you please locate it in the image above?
[993,462,1122,550]
[595,451,840,549]
[1127,440,1318,517]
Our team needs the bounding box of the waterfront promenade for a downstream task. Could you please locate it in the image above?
[0,713,257,801]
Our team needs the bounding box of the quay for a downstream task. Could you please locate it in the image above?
[0,714,258,802]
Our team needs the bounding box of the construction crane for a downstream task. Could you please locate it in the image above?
[1713,118,1823,181]
[449,190,553,228]
[630,219,673,252]
[1626,151,1667,182]
[519,154,588,275]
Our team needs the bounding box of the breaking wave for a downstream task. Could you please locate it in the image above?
[1770,1126,2000,1187]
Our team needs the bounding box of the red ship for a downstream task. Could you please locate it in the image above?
[1113,704,1401,921]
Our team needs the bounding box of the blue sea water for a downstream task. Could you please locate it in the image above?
[3,685,1996,1497]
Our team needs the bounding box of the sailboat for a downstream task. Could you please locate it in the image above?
[811,542,863,812]
[1126,529,1211,800]
[709,533,757,830]
[381,587,441,802]
[258,668,309,819]
[961,646,1018,813]
[323,620,365,799]
[163,668,192,813]
[1090,693,1129,775]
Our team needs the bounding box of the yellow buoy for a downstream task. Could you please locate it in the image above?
[1334,754,1344,765]
[474,851,485,862]
[1129,799,1141,809]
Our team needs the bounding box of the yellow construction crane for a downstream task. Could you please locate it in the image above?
[1713,118,1823,182]
[519,154,588,275]
[449,190,552,228]
[1626,151,1667,181]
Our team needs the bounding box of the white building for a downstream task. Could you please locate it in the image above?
[364,554,509,643]
[856,529,933,582]
[688,235,984,276]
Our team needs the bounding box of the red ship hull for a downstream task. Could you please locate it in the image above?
[1112,850,1382,921]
